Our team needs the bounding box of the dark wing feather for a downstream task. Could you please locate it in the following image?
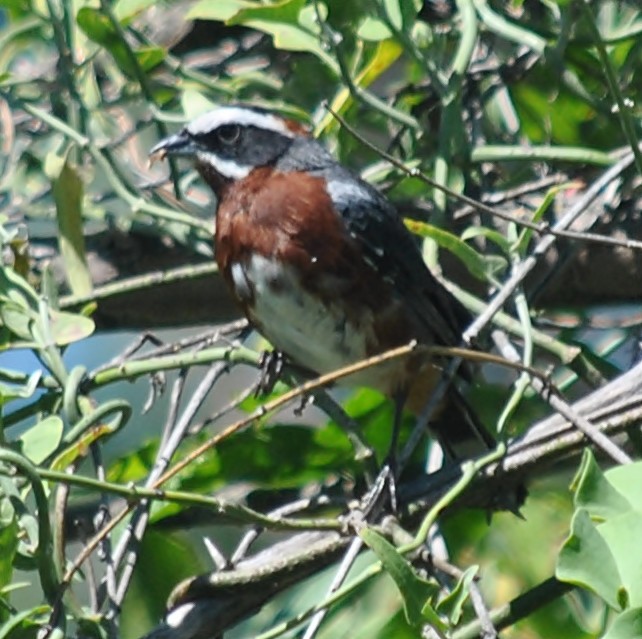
[315,165,470,349]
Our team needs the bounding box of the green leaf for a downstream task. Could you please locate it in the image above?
[571,449,632,520]
[357,17,392,41]
[108,441,158,484]
[17,416,64,465]
[359,527,442,629]
[77,8,120,49]
[187,0,252,21]
[514,182,581,255]
[0,498,18,589]
[398,0,419,31]
[77,8,163,77]
[0,370,41,406]
[180,90,217,120]
[559,454,642,610]
[48,309,95,346]
[50,424,116,471]
[114,0,159,20]
[134,46,165,72]
[316,38,403,134]
[175,422,353,495]
[231,0,304,24]
[556,508,622,610]
[225,0,339,73]
[381,0,404,30]
[0,300,37,343]
[404,219,502,282]
[46,151,93,297]
[436,565,478,624]
[376,0,419,33]
[1,283,92,348]
[598,509,642,609]
[605,463,642,512]
[0,604,51,638]
[0,262,39,312]
[460,225,512,255]
[603,608,642,639]
[40,264,60,310]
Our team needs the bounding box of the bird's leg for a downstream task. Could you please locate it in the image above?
[383,387,409,512]
[256,350,285,396]
[360,388,408,517]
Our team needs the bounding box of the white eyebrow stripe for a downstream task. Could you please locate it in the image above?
[187,107,295,138]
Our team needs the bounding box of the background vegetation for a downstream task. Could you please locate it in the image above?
[2,1,642,638]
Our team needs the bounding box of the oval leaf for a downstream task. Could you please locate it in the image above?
[18,416,64,464]
[556,508,622,610]
[49,153,93,297]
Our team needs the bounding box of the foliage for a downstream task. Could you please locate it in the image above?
[1,1,642,638]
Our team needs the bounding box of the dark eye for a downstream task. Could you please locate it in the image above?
[217,124,241,144]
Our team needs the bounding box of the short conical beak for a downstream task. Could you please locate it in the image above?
[149,131,198,163]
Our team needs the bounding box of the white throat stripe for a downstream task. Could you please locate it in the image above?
[197,150,252,179]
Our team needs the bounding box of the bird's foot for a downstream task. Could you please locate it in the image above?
[359,457,399,520]
[256,350,285,396]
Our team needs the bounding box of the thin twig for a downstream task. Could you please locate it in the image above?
[400,148,637,468]
[109,362,229,608]
[231,496,332,564]
[493,331,632,465]
[325,104,642,251]
[301,537,364,639]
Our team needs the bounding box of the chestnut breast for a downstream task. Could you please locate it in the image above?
[213,168,422,395]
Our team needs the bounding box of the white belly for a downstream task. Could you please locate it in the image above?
[231,255,373,377]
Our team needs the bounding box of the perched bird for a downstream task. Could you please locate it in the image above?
[150,105,493,453]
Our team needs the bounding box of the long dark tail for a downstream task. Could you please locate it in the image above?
[429,386,527,514]
[431,385,497,460]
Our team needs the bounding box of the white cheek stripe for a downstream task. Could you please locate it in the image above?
[188,107,295,138]
[197,150,251,179]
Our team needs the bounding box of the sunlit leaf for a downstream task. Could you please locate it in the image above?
[558,454,642,612]
[46,151,93,297]
[77,8,164,77]
[357,17,392,41]
[571,449,631,520]
[0,370,41,406]
[405,219,504,282]
[181,90,217,120]
[603,608,642,639]
[48,309,95,345]
[187,0,252,21]
[556,508,622,610]
[0,300,37,341]
[17,416,64,465]
[226,0,339,73]
[114,0,159,20]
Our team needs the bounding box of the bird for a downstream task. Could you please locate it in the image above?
[149,105,495,456]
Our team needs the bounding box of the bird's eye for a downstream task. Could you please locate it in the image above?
[217,124,241,144]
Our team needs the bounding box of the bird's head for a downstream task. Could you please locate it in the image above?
[149,105,314,195]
